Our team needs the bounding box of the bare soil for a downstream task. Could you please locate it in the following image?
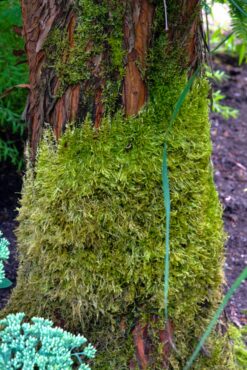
[0,55,246,326]
[211,54,247,326]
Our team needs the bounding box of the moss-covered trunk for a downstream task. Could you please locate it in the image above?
[4,0,235,368]
[22,0,200,159]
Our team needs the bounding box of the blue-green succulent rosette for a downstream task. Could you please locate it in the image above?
[0,313,96,369]
[0,231,11,289]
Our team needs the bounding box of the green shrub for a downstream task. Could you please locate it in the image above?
[0,0,28,168]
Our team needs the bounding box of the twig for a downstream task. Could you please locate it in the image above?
[163,0,168,31]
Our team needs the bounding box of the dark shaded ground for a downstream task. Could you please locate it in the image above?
[211,54,247,326]
[0,55,246,325]
[0,163,21,308]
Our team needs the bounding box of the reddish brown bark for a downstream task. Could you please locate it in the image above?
[159,320,175,368]
[68,15,76,49]
[21,0,77,159]
[94,88,104,129]
[123,0,154,116]
[169,0,201,69]
[21,0,108,158]
[53,84,80,139]
[129,319,174,369]
[183,0,201,68]
[21,0,201,159]
[132,323,150,369]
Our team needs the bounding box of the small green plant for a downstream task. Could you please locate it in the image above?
[0,231,12,289]
[0,313,96,370]
[212,90,238,119]
[206,68,228,83]
[206,67,239,119]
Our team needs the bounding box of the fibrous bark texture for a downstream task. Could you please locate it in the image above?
[22,0,202,160]
[123,0,154,116]
[21,0,76,159]
[22,0,153,159]
[169,0,202,68]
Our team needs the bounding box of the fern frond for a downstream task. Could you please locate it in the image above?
[228,0,247,41]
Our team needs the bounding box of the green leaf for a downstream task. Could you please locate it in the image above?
[228,0,247,16]
[0,278,12,289]
[162,144,170,322]
[211,32,234,53]
[239,42,247,64]
[183,267,247,370]
[169,68,200,129]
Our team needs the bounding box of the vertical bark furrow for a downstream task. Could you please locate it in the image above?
[94,87,105,129]
[21,0,76,159]
[132,323,150,369]
[123,0,154,116]
[169,0,202,69]
[183,0,201,68]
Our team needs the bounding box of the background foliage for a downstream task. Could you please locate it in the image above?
[208,0,247,63]
[0,0,28,169]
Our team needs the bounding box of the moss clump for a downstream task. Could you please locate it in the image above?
[229,324,247,369]
[4,73,235,368]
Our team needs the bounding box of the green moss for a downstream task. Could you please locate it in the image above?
[229,324,247,368]
[3,73,235,368]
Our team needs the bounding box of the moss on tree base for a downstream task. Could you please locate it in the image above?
[2,74,236,368]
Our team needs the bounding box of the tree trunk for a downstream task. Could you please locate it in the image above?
[22,0,200,159]
[4,1,235,369]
